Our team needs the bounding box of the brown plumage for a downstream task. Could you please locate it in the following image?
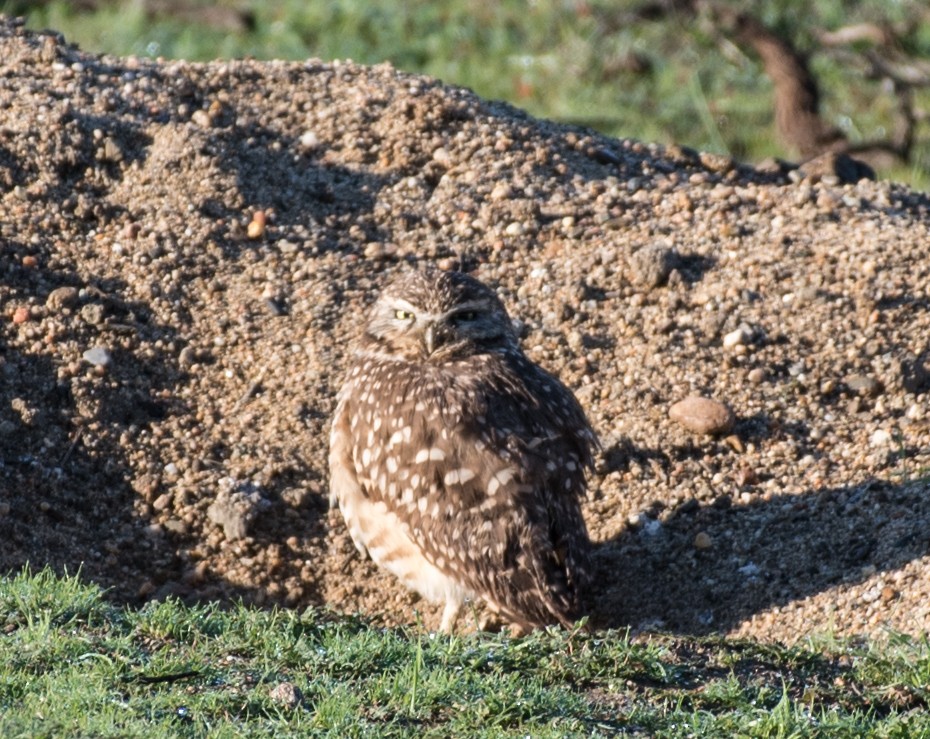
[329,267,596,632]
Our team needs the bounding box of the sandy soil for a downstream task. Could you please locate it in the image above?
[1,17,929,642]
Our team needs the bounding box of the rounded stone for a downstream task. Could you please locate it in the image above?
[46,286,79,311]
[81,303,106,325]
[269,682,304,708]
[694,531,713,549]
[669,396,735,435]
[846,374,883,397]
[723,325,752,349]
[629,243,676,289]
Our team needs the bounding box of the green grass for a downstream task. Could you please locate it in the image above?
[1,569,928,736]
[8,0,930,188]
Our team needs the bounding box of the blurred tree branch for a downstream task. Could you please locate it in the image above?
[628,0,930,174]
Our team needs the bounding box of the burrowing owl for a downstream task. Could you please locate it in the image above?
[329,268,597,633]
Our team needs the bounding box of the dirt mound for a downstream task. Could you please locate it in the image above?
[2,17,929,641]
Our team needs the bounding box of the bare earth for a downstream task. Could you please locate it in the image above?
[1,18,929,643]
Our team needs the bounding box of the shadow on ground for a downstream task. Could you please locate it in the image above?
[590,475,930,634]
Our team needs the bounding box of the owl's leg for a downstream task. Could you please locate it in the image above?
[439,597,463,633]
[506,622,529,638]
[475,602,530,636]
[477,609,498,631]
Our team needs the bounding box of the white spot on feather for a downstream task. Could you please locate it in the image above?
[415,447,446,463]
[443,468,475,486]
[487,468,515,496]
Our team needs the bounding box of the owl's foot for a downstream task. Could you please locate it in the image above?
[439,598,463,633]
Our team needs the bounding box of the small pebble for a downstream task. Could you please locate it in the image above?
[152,493,173,512]
[191,108,212,127]
[207,480,264,541]
[46,286,79,310]
[491,183,513,201]
[736,466,758,486]
[724,434,744,453]
[846,374,882,397]
[694,531,713,549]
[247,210,267,239]
[364,241,386,259]
[12,306,29,324]
[82,346,112,367]
[81,303,106,325]
[700,152,734,173]
[269,682,304,708]
[723,325,752,349]
[120,222,140,240]
[102,137,123,162]
[669,396,735,435]
[629,244,676,289]
[869,429,892,447]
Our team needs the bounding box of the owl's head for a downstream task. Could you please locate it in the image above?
[360,268,517,362]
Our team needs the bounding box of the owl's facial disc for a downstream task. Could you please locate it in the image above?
[377,298,502,359]
[361,270,519,362]
[395,305,466,358]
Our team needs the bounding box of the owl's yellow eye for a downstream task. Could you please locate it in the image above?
[394,309,414,320]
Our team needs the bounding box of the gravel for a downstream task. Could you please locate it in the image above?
[1,17,929,642]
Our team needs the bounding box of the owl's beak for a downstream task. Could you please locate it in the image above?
[423,323,438,356]
[423,320,454,356]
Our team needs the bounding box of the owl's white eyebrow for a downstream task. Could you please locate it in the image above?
[387,298,421,315]
[385,298,487,323]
